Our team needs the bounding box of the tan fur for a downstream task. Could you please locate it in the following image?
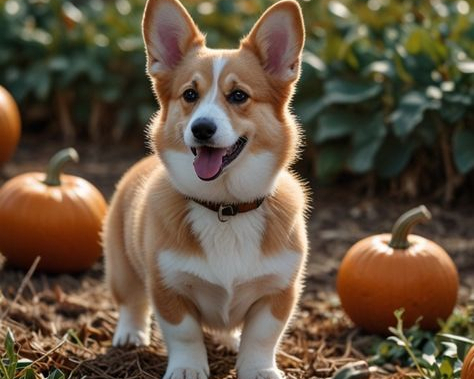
[104,1,308,375]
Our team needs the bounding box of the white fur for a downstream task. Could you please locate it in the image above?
[227,151,278,200]
[157,203,301,327]
[212,330,241,352]
[184,57,239,148]
[113,305,150,346]
[163,150,278,202]
[237,305,286,379]
[157,313,209,379]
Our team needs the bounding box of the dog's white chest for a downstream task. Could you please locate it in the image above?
[157,204,299,328]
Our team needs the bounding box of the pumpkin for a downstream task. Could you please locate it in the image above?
[0,86,21,165]
[336,205,459,334]
[0,148,107,273]
[462,346,474,379]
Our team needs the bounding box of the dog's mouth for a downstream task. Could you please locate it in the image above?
[190,137,248,181]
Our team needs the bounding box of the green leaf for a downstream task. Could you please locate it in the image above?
[295,99,328,125]
[348,112,387,173]
[421,352,436,367]
[362,60,396,79]
[439,358,454,377]
[421,340,437,366]
[314,111,355,143]
[316,143,348,181]
[47,369,65,379]
[323,79,383,105]
[331,361,370,379]
[453,129,474,174]
[5,329,15,362]
[388,336,407,347]
[389,91,441,138]
[374,135,416,178]
[302,51,326,76]
[16,359,33,370]
[441,342,458,358]
[440,102,466,124]
[439,333,474,345]
[23,367,36,379]
[456,61,474,74]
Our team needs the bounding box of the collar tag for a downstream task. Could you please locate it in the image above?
[218,204,236,222]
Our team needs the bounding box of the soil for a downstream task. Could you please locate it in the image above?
[0,135,473,378]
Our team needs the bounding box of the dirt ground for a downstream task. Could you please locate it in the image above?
[0,135,473,378]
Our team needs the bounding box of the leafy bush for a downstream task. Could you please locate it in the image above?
[370,308,474,379]
[0,0,154,142]
[295,0,474,198]
[0,0,473,194]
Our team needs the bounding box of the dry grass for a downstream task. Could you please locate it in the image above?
[0,259,410,379]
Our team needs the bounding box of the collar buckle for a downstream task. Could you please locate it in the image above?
[218,204,236,222]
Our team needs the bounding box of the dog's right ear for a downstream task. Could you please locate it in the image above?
[143,0,204,76]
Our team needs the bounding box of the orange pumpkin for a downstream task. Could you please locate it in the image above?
[0,148,107,273]
[0,86,21,165]
[462,346,474,379]
[337,206,459,334]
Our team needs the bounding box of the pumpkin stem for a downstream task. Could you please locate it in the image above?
[389,205,432,249]
[43,148,79,186]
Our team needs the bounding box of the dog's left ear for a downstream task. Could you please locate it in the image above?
[242,0,305,84]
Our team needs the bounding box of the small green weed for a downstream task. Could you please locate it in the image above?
[370,308,474,379]
[0,329,65,379]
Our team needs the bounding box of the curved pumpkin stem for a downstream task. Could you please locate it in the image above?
[389,205,432,249]
[43,148,79,186]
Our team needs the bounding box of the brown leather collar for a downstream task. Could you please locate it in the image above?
[187,197,265,222]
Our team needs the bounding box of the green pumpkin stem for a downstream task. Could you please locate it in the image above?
[43,148,79,186]
[389,205,432,249]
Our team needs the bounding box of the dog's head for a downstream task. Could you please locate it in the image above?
[143,0,305,202]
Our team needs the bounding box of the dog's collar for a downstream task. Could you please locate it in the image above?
[187,197,265,222]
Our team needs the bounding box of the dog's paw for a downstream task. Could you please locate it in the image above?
[112,318,150,347]
[238,368,284,379]
[164,368,208,379]
[112,328,149,346]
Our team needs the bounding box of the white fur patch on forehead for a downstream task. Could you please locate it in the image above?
[184,56,239,148]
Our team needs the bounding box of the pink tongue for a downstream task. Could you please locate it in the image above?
[193,147,227,180]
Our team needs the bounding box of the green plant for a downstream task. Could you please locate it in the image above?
[0,0,154,143]
[1,0,473,195]
[0,329,65,379]
[295,0,474,199]
[370,309,474,379]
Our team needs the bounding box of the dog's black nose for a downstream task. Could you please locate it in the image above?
[191,118,217,141]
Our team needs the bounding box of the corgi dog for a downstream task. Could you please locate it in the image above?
[102,0,308,378]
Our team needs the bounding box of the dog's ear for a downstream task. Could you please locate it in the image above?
[143,0,204,76]
[242,0,305,83]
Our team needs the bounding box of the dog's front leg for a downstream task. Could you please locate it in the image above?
[157,314,209,379]
[236,287,295,379]
[152,285,209,379]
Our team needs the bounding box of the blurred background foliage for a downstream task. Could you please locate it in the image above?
[0,0,473,199]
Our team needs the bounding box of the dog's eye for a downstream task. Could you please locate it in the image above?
[227,90,249,104]
[183,89,199,103]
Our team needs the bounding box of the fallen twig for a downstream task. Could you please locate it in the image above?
[0,256,41,322]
